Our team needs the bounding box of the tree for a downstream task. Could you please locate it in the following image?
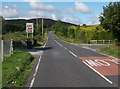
[52,20,67,36]
[99,2,120,42]
[68,26,76,38]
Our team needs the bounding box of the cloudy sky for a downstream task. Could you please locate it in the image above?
[0,0,112,25]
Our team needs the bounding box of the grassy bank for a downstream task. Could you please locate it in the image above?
[2,50,35,87]
[55,33,120,59]
[56,34,82,44]
[98,45,120,59]
[2,32,26,41]
[34,32,48,48]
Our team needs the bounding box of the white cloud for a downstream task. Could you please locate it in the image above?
[63,8,75,14]
[87,15,100,25]
[62,16,82,25]
[28,1,56,12]
[2,5,18,18]
[23,0,40,2]
[51,14,57,20]
[75,2,92,13]
[0,4,2,16]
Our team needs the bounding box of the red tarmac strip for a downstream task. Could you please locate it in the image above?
[80,57,120,76]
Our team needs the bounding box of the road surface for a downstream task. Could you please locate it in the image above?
[28,32,120,88]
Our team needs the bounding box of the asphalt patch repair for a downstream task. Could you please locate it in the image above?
[80,57,120,76]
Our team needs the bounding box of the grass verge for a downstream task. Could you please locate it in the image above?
[56,34,82,44]
[98,45,120,59]
[2,50,35,87]
[34,32,48,48]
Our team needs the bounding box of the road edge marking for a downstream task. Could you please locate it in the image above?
[53,33,113,85]
[29,36,48,89]
[29,54,42,89]
[83,61,113,84]
[54,33,119,60]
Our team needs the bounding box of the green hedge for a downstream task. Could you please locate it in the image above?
[2,51,34,87]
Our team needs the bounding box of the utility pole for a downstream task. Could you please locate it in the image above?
[36,14,38,29]
[42,18,44,38]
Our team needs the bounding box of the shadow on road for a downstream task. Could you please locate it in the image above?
[19,46,54,52]
[33,46,53,51]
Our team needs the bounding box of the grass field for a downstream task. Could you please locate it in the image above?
[56,35,82,44]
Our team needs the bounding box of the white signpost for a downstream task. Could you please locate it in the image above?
[26,23,34,38]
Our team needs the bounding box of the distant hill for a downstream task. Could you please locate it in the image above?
[5,18,77,28]
[2,18,78,34]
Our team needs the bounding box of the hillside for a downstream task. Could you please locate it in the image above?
[5,18,77,27]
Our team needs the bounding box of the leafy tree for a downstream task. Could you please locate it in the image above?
[82,24,86,27]
[68,26,76,38]
[100,2,120,42]
[52,20,67,36]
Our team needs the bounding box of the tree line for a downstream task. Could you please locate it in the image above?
[52,2,120,44]
[52,21,114,43]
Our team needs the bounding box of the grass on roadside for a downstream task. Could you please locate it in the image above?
[56,33,120,59]
[98,45,120,59]
[34,32,48,48]
[2,32,26,41]
[2,50,35,87]
[56,35,82,44]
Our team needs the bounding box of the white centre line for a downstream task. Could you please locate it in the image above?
[54,35,113,85]
[69,51,78,58]
[64,47,67,50]
[83,61,113,84]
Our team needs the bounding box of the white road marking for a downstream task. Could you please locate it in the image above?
[64,47,67,50]
[54,33,114,85]
[29,54,42,89]
[29,37,48,88]
[29,78,35,88]
[55,40,78,58]
[55,40,63,47]
[82,46,96,51]
[83,61,113,84]
[60,44,63,47]
[84,59,110,67]
[69,51,77,58]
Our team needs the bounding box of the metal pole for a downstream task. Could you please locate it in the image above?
[42,18,44,38]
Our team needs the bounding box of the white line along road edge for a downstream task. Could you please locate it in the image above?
[29,38,48,89]
[54,37,113,85]
[83,61,113,84]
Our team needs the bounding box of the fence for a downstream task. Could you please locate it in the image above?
[0,39,13,62]
[90,40,113,44]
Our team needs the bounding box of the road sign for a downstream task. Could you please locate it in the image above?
[26,23,34,33]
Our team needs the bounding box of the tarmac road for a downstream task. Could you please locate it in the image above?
[29,32,119,88]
